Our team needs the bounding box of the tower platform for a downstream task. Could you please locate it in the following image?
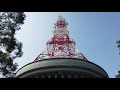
[15,58,109,78]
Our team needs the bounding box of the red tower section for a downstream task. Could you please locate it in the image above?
[34,16,88,61]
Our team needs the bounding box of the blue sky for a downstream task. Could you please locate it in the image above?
[15,12,120,78]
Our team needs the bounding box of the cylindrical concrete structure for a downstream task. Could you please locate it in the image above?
[15,58,109,78]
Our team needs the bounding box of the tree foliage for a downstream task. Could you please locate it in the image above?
[116,70,120,78]
[0,12,26,78]
[116,40,120,78]
[116,40,120,54]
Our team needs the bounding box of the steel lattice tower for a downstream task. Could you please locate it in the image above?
[34,16,87,61]
[15,16,109,78]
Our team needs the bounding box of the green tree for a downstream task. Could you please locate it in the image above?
[116,40,120,78]
[116,70,120,78]
[116,40,120,54]
[0,12,26,78]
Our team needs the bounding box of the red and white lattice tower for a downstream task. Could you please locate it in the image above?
[34,16,88,61]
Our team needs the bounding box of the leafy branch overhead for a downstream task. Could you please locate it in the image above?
[0,12,26,78]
